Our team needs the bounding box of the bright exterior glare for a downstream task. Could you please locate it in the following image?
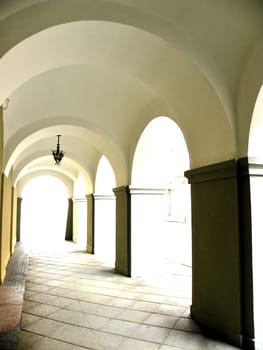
[21,176,68,251]
[131,116,191,277]
[94,156,116,263]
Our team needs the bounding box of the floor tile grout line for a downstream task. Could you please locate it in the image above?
[25,272,192,296]
[21,307,186,332]
[24,286,189,311]
[21,317,169,348]
[20,329,93,350]
[24,281,190,307]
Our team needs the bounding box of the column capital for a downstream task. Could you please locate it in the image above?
[129,187,166,195]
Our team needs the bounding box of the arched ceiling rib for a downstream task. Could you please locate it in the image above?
[2,21,238,172]
[4,122,127,186]
[17,170,75,198]
[0,0,262,123]
[0,0,262,182]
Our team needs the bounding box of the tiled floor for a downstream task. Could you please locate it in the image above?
[18,242,239,350]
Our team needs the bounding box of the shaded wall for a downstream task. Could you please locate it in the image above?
[10,186,17,254]
[0,171,14,283]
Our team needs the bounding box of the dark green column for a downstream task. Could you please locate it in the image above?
[237,158,254,350]
[185,159,246,348]
[113,186,131,276]
[65,198,73,241]
[16,197,23,242]
[86,194,94,254]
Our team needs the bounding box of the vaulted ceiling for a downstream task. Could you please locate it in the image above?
[0,0,262,190]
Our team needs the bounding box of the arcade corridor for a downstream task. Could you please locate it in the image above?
[18,242,238,350]
[1,1,263,349]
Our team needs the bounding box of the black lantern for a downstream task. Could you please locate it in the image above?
[52,135,64,165]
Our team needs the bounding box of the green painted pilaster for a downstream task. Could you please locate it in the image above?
[185,160,243,347]
[238,158,263,350]
[16,197,23,242]
[87,194,94,254]
[65,198,73,241]
[237,158,254,350]
[113,186,131,276]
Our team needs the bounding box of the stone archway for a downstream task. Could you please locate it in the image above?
[131,116,191,282]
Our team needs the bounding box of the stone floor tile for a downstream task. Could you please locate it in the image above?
[164,329,205,349]
[26,277,50,284]
[25,282,53,293]
[102,318,139,336]
[203,337,242,349]
[68,300,122,318]
[20,313,41,328]
[131,324,171,343]
[28,293,74,308]
[117,290,142,300]
[118,338,160,350]
[80,292,113,304]
[23,291,37,299]
[159,345,186,350]
[44,280,67,287]
[17,330,44,350]
[59,276,80,283]
[139,293,166,303]
[131,300,160,313]
[54,324,125,349]
[22,300,39,312]
[48,323,91,346]
[50,308,110,330]
[31,337,86,349]
[144,313,178,328]
[84,329,125,350]
[107,297,135,308]
[164,296,190,307]
[117,309,150,323]
[23,318,66,337]
[158,304,186,317]
[174,317,203,333]
[23,302,60,317]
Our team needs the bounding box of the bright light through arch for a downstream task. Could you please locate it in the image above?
[132,116,189,187]
[130,116,191,277]
[21,175,69,251]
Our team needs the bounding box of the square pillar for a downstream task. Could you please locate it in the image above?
[113,186,131,276]
[185,160,244,347]
[86,194,94,254]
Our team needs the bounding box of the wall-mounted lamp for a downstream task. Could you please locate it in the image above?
[52,135,64,165]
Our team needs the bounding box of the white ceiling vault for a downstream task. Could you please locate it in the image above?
[0,0,262,190]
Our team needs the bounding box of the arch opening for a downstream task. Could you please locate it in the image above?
[20,175,69,252]
[94,155,116,264]
[72,173,88,249]
[131,116,191,288]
